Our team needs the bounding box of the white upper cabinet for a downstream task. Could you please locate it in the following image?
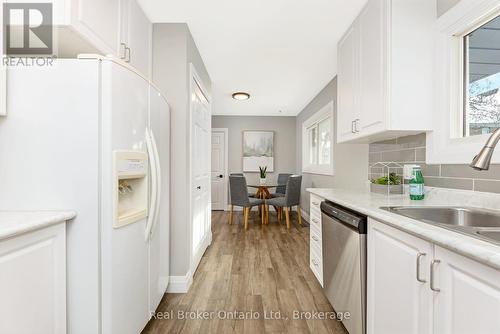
[120,0,152,76]
[337,0,436,143]
[52,0,121,56]
[52,0,151,77]
[337,25,359,142]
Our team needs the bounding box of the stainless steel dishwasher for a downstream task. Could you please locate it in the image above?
[321,201,367,334]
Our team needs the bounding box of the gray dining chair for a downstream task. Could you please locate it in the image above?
[270,173,292,198]
[229,175,265,229]
[230,173,256,197]
[265,175,302,229]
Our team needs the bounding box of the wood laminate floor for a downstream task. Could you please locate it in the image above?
[142,210,348,334]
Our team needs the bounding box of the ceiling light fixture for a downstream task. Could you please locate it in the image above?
[232,92,250,100]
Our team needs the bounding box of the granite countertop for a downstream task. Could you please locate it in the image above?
[0,211,76,241]
[307,187,500,271]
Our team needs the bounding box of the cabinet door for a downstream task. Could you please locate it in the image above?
[337,24,359,143]
[434,246,500,334]
[367,219,433,334]
[121,0,152,76]
[358,0,386,136]
[75,0,121,54]
[0,224,66,334]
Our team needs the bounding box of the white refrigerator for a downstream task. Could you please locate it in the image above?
[0,56,170,334]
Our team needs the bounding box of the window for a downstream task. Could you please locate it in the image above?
[302,101,334,175]
[428,1,500,164]
[463,14,500,137]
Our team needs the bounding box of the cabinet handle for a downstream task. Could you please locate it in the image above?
[430,259,441,292]
[312,235,319,241]
[354,119,360,133]
[120,43,127,59]
[125,47,131,63]
[312,201,319,206]
[351,120,356,133]
[312,218,319,224]
[312,259,319,266]
[416,252,426,283]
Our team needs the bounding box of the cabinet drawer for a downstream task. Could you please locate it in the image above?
[310,194,322,213]
[310,247,323,286]
[309,211,322,233]
[310,227,322,251]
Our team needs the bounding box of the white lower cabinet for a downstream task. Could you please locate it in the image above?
[368,218,500,334]
[309,194,324,286]
[434,246,500,334]
[0,223,66,334]
[367,218,433,334]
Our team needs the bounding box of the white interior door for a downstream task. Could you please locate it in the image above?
[191,71,211,272]
[211,130,227,211]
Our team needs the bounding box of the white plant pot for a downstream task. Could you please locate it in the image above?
[259,178,266,185]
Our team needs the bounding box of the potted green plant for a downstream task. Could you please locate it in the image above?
[370,173,403,194]
[259,166,267,185]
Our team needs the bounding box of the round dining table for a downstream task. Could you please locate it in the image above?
[247,183,278,199]
[247,183,286,224]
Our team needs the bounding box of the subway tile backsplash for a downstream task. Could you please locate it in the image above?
[368,133,500,194]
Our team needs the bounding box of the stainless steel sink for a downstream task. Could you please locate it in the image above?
[381,206,500,228]
[477,230,500,243]
[380,206,500,246]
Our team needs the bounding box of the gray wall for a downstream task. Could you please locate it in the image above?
[153,23,211,277]
[212,116,297,185]
[437,0,460,16]
[296,78,369,214]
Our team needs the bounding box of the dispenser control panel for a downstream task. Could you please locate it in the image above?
[113,151,149,228]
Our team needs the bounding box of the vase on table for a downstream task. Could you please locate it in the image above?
[259,177,266,185]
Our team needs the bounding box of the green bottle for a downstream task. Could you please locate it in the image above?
[409,166,425,200]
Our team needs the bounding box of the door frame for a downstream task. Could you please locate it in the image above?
[188,63,212,278]
[211,128,229,211]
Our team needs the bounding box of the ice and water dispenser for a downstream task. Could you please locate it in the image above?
[113,151,148,228]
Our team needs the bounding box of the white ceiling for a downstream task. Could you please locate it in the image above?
[139,0,367,116]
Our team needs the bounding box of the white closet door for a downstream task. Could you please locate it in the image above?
[191,73,211,271]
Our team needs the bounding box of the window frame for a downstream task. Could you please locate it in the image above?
[427,0,500,164]
[461,13,500,138]
[302,101,334,175]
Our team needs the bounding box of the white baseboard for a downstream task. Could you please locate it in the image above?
[301,209,310,224]
[159,276,170,293]
[167,271,193,293]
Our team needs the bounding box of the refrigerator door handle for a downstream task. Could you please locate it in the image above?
[150,129,162,239]
[145,128,158,241]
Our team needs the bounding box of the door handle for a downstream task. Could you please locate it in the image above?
[312,218,319,224]
[312,235,319,241]
[430,259,441,292]
[351,120,356,133]
[416,252,426,283]
[218,174,223,178]
[354,119,360,133]
[119,43,127,59]
[197,186,201,190]
[125,46,131,63]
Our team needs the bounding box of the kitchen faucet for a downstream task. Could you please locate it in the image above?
[470,128,500,170]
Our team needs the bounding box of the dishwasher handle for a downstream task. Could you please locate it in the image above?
[321,201,367,234]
